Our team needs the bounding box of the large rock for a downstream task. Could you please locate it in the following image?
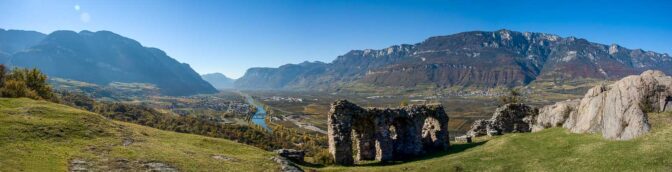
[533,70,672,140]
[466,119,494,137]
[468,103,538,136]
[270,156,303,172]
[564,70,672,140]
[531,99,580,132]
[274,149,305,162]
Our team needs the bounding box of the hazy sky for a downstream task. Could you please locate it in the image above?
[1,0,671,78]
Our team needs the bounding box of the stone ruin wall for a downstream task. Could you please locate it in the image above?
[327,100,450,165]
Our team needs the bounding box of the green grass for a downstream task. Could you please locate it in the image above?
[311,112,672,171]
[0,98,277,171]
[5,97,672,171]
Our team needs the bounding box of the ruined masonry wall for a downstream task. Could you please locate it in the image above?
[327,100,450,165]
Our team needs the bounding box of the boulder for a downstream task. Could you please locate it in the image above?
[562,70,672,140]
[531,99,580,132]
[274,149,305,162]
[270,156,303,172]
[532,70,672,140]
[466,119,492,137]
[467,103,538,136]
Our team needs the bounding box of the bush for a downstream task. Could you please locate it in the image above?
[499,88,524,105]
[0,65,55,101]
[312,149,334,165]
[0,79,40,99]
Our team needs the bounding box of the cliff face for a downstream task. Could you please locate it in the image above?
[534,70,672,140]
[236,29,672,90]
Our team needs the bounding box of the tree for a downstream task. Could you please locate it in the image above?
[0,67,54,100]
[400,97,410,106]
[0,64,5,88]
[499,88,524,105]
[0,79,39,99]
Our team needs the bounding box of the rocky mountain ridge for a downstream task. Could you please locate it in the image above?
[235,29,672,90]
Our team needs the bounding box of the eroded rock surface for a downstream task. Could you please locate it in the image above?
[467,103,538,136]
[270,156,303,172]
[531,70,672,140]
[274,149,305,162]
[69,159,91,172]
[563,70,672,140]
[466,119,495,137]
[532,99,580,132]
[143,162,178,172]
[327,100,449,165]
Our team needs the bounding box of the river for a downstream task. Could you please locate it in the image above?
[243,94,270,131]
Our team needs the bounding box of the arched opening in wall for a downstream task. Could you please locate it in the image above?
[422,117,443,150]
[389,125,398,140]
[389,117,418,157]
[352,118,376,161]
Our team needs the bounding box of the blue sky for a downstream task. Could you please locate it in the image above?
[1,0,671,78]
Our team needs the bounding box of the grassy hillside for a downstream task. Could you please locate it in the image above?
[0,98,277,171]
[313,112,672,171]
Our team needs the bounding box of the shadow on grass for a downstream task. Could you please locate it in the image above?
[353,140,488,167]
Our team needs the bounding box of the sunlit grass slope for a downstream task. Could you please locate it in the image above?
[0,98,277,171]
[315,112,672,171]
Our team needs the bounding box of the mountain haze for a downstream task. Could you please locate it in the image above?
[1,29,216,96]
[0,29,46,63]
[235,29,672,90]
[202,73,235,90]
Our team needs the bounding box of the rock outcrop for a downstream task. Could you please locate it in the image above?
[274,149,305,162]
[327,100,449,165]
[270,156,303,172]
[467,119,495,137]
[566,70,672,140]
[533,70,672,140]
[531,99,580,132]
[467,103,538,136]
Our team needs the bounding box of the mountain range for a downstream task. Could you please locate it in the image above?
[201,73,236,90]
[0,29,216,96]
[235,29,672,90]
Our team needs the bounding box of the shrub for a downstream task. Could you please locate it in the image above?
[0,79,40,99]
[312,149,334,165]
[499,88,524,105]
[0,65,55,101]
